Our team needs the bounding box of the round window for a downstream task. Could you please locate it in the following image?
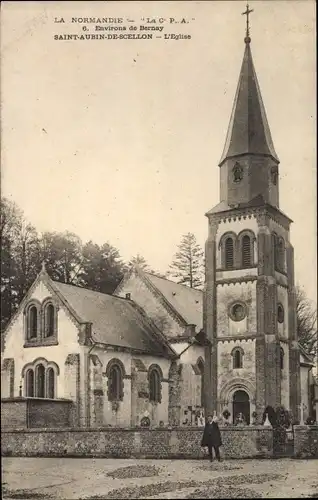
[229,303,246,322]
[277,304,284,323]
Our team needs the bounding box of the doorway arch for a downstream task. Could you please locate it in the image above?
[232,389,250,425]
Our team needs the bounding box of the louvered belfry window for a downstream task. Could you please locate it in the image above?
[280,347,284,370]
[225,237,234,269]
[242,235,251,267]
[277,238,285,272]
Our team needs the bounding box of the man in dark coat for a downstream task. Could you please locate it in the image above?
[201,414,222,462]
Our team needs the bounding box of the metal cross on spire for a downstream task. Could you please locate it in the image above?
[242,3,253,43]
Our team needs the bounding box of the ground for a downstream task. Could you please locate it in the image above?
[2,457,318,499]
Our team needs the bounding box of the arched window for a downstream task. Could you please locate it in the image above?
[277,237,285,272]
[106,359,125,402]
[25,369,34,397]
[44,304,55,337]
[29,306,38,339]
[272,233,278,270]
[22,359,59,398]
[25,299,59,346]
[225,237,234,269]
[280,347,284,370]
[273,234,285,272]
[149,369,161,403]
[242,235,252,267]
[277,304,285,324]
[46,368,55,398]
[232,348,244,369]
[36,364,45,398]
[108,365,122,401]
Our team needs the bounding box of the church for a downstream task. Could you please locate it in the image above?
[1,12,316,428]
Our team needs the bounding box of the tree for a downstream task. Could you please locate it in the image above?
[13,221,41,301]
[128,254,152,271]
[168,233,204,289]
[128,254,167,278]
[79,241,125,294]
[39,231,83,284]
[0,197,24,243]
[1,233,14,332]
[296,286,317,358]
[0,198,30,331]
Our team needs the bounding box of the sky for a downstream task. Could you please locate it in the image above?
[1,1,316,304]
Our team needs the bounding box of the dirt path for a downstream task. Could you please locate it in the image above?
[2,457,318,499]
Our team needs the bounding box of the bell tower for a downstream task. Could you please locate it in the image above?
[203,4,300,424]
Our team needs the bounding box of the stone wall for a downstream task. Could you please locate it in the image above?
[1,398,28,429]
[293,425,318,458]
[1,426,273,459]
[1,398,73,429]
[27,399,73,428]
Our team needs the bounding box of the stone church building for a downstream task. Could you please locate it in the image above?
[1,27,315,428]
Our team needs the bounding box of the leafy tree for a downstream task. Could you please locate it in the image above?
[79,241,125,294]
[0,198,29,331]
[0,198,24,242]
[39,231,83,284]
[168,233,204,289]
[13,221,41,301]
[296,286,317,358]
[1,234,14,332]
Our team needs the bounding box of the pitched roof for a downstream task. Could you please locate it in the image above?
[219,41,279,166]
[144,273,203,332]
[53,281,172,356]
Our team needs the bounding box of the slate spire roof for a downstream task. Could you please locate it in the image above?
[219,37,279,166]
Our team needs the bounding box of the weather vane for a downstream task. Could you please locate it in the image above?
[242,3,254,43]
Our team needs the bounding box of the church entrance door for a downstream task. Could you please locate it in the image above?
[232,390,250,425]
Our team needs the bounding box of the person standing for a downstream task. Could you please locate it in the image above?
[201,414,222,462]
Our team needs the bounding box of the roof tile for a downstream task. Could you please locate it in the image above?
[53,281,168,355]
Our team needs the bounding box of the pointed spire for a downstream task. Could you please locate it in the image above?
[219,7,279,166]
[41,260,47,273]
